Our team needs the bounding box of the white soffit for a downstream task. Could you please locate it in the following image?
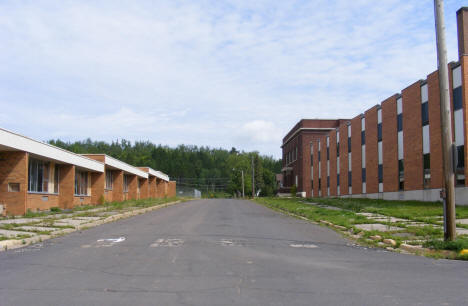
[104,155,148,178]
[0,128,104,172]
[142,167,169,181]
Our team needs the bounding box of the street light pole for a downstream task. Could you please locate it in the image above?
[434,0,456,241]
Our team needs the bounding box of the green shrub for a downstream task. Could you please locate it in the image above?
[50,207,61,213]
[290,185,297,197]
[98,195,105,205]
[423,238,468,253]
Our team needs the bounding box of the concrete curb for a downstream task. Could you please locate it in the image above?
[0,200,182,252]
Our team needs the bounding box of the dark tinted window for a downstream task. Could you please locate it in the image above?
[397,114,403,132]
[378,164,383,183]
[361,131,365,145]
[423,153,430,170]
[348,171,352,187]
[337,174,340,186]
[362,168,366,182]
[348,138,351,152]
[327,147,329,160]
[377,123,382,141]
[421,102,429,126]
[327,176,330,187]
[453,87,462,111]
[337,145,340,157]
[457,145,465,169]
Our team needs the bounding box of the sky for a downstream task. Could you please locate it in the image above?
[0,0,463,159]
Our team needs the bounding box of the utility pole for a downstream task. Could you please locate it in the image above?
[241,170,245,198]
[251,156,255,198]
[434,0,456,241]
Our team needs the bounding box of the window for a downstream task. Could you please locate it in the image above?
[337,145,340,157]
[361,131,365,145]
[456,145,465,186]
[54,165,60,193]
[398,160,404,190]
[397,114,403,132]
[348,171,352,187]
[453,87,462,111]
[326,147,329,160]
[8,183,20,192]
[318,178,321,189]
[378,165,383,183]
[123,175,129,193]
[105,170,113,190]
[348,138,351,153]
[421,102,429,126]
[75,170,88,196]
[28,158,50,193]
[318,151,321,162]
[327,176,330,187]
[377,123,382,142]
[337,174,340,186]
[362,168,366,183]
[423,153,431,188]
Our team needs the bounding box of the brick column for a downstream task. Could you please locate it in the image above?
[382,96,399,192]
[339,123,349,195]
[365,106,379,194]
[351,116,362,194]
[148,176,156,198]
[113,170,124,202]
[167,181,176,197]
[427,71,444,189]
[59,164,75,210]
[0,151,28,215]
[402,81,423,191]
[329,130,337,196]
[320,135,327,196]
[128,175,137,200]
[91,172,105,205]
[140,178,149,199]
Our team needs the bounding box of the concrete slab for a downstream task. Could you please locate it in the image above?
[456,228,468,235]
[53,219,89,227]
[371,217,408,223]
[16,226,59,232]
[73,217,101,221]
[456,219,468,225]
[354,224,404,232]
[0,229,36,238]
[356,212,381,218]
[0,218,42,225]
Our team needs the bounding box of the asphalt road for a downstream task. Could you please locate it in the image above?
[1,199,468,306]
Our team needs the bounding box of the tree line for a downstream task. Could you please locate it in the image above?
[48,139,282,196]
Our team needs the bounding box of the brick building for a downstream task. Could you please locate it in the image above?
[0,128,175,215]
[281,7,468,204]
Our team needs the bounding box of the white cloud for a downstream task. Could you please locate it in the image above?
[0,0,462,158]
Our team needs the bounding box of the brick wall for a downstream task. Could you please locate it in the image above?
[381,96,399,192]
[365,106,379,194]
[91,172,105,205]
[167,181,176,197]
[402,81,424,191]
[339,123,349,195]
[427,71,444,188]
[329,130,337,196]
[351,116,362,194]
[127,175,137,200]
[0,151,28,215]
[113,170,124,202]
[139,178,149,199]
[58,164,75,210]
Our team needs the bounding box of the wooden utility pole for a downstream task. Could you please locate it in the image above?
[434,0,456,241]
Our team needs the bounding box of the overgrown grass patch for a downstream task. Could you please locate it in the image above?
[308,197,468,221]
[423,238,468,253]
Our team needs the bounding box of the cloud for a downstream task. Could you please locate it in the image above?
[236,120,282,145]
[0,0,462,158]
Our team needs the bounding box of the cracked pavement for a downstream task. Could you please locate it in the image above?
[0,199,467,305]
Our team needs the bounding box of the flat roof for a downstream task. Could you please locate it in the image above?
[0,128,104,172]
[139,167,170,182]
[82,154,148,178]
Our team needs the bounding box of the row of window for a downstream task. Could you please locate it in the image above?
[284,146,298,165]
[28,159,137,196]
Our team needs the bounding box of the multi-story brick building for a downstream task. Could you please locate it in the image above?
[281,7,468,204]
[0,128,176,215]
